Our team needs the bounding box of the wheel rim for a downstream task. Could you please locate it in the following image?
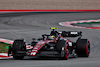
[65,47,69,59]
[86,41,90,56]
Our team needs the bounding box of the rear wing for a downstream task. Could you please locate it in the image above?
[61,31,82,37]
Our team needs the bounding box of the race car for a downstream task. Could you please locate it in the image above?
[8,27,90,60]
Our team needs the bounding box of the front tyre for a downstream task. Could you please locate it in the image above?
[13,39,26,60]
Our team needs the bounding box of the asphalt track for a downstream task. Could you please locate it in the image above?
[0,12,100,67]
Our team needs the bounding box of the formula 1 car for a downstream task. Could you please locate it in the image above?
[8,27,90,60]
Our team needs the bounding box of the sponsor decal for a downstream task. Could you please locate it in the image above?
[30,40,53,56]
[30,41,46,56]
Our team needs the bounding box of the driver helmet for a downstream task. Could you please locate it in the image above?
[48,36,55,40]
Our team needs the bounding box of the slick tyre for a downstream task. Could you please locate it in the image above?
[56,40,69,60]
[13,39,25,60]
[76,39,90,57]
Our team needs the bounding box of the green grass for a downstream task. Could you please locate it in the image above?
[0,42,11,53]
[75,22,100,24]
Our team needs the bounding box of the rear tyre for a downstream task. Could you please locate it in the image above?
[13,39,26,60]
[76,39,90,57]
[56,40,69,60]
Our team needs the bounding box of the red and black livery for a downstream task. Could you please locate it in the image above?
[8,29,90,60]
